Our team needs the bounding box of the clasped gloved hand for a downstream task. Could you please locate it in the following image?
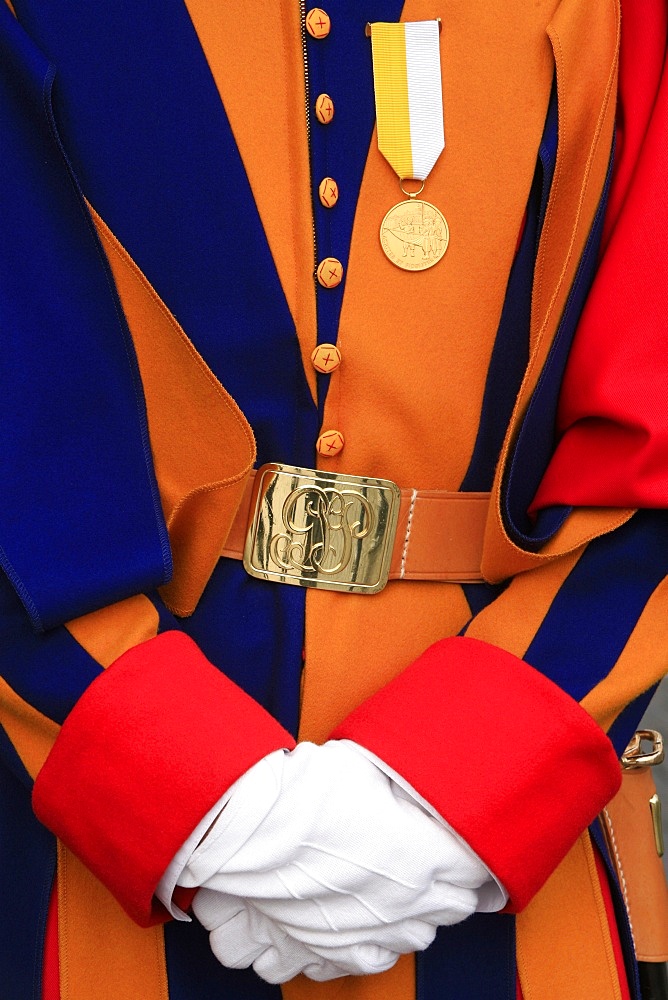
[170,740,505,983]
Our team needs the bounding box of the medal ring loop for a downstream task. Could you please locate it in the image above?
[399,178,425,199]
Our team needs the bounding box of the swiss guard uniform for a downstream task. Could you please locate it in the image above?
[2,0,668,998]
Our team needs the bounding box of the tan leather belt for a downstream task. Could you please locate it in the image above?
[221,464,489,594]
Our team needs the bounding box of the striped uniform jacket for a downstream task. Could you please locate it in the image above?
[1,0,668,998]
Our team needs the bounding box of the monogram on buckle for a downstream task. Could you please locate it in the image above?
[242,463,401,594]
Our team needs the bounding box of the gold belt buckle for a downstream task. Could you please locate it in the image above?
[242,463,401,594]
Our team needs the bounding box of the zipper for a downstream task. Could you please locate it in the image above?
[299,0,319,277]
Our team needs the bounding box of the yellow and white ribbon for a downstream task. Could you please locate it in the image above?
[369,21,444,182]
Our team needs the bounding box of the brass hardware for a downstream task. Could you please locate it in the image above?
[243,463,401,594]
[650,793,665,857]
[621,730,665,770]
[399,179,426,199]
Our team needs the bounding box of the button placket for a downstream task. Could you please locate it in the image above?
[304,5,347,455]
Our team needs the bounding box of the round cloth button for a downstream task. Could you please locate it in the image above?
[311,344,342,374]
[316,430,345,457]
[315,94,335,125]
[306,8,331,39]
[318,177,339,208]
[316,257,343,288]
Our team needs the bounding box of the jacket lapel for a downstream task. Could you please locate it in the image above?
[183,0,318,400]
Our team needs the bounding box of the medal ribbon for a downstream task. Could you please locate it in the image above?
[369,21,444,182]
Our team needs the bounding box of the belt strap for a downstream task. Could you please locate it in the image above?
[602,731,668,963]
[221,471,489,583]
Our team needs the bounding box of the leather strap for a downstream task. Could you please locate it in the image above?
[221,471,490,583]
[602,768,668,962]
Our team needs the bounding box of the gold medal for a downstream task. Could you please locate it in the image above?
[368,21,448,271]
[380,198,449,271]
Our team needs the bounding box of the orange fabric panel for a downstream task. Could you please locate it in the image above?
[301,0,563,737]
[57,842,168,1000]
[299,7,628,997]
[465,548,583,656]
[300,4,569,995]
[282,956,413,1000]
[593,848,632,1000]
[183,0,317,401]
[91,209,256,617]
[582,574,668,731]
[65,596,159,669]
[0,676,60,779]
[517,833,623,1000]
[323,0,558,493]
[483,507,634,585]
[531,0,620,353]
[483,0,622,583]
[300,581,471,744]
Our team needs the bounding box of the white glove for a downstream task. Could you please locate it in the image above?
[164,740,505,983]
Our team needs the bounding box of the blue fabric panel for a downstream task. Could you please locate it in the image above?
[461,85,558,493]
[11,0,317,742]
[418,914,515,1000]
[0,6,172,631]
[153,572,306,737]
[502,144,615,549]
[0,723,33,790]
[307,0,404,416]
[461,580,507,619]
[525,510,668,710]
[607,686,658,757]
[0,762,56,1000]
[0,572,102,726]
[152,590,184,640]
[590,822,642,1000]
[460,88,557,619]
[164,918,282,1000]
[181,568,307,738]
[12,0,317,473]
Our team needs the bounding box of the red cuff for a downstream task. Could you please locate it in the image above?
[33,631,296,926]
[331,635,621,911]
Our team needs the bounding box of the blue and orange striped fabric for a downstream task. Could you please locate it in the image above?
[1,2,667,1000]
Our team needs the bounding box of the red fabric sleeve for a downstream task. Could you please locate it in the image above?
[331,635,621,911]
[32,631,296,927]
[530,0,668,513]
